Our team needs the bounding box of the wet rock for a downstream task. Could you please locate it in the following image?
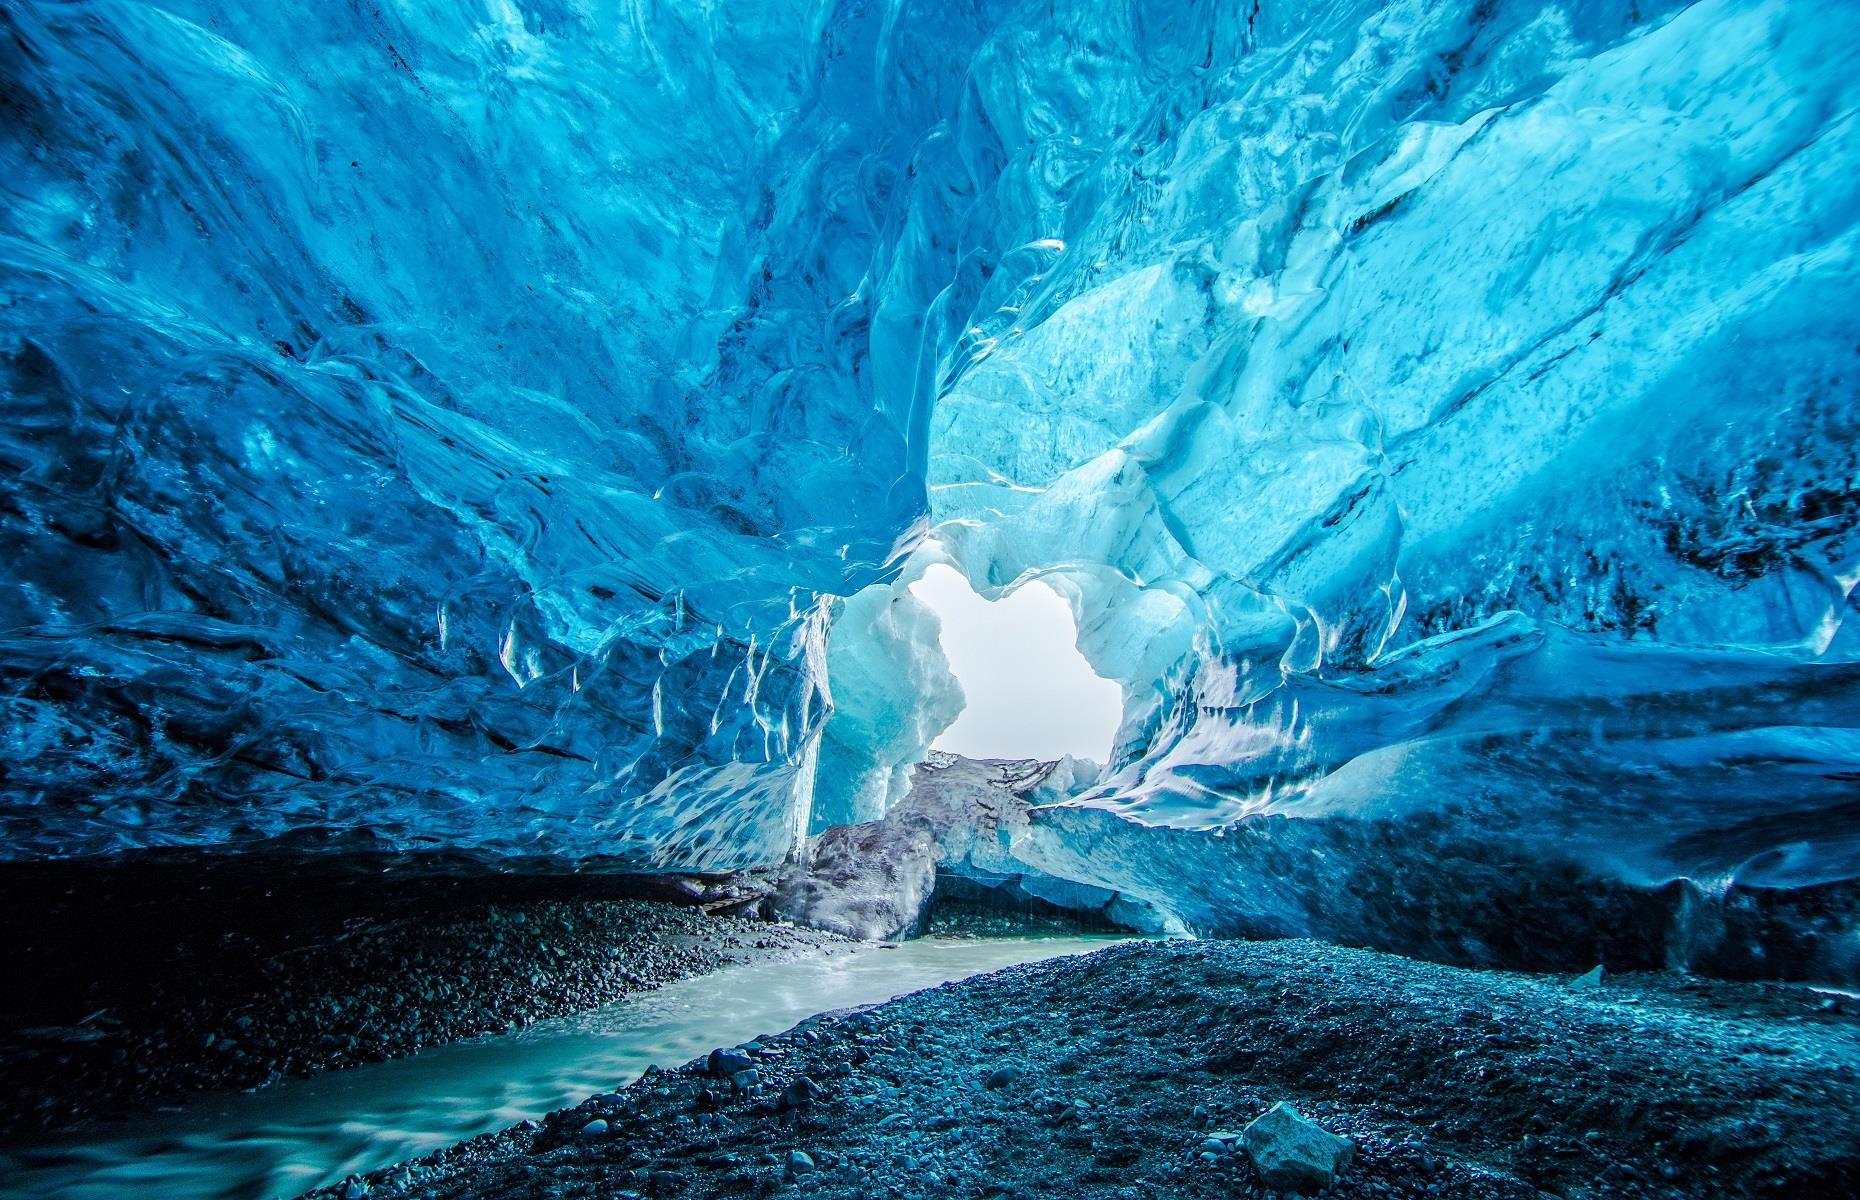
[1242,1102,1355,1192]
[781,1075,824,1109]
[708,1047,756,1076]
[984,1065,1024,1089]
[787,1149,817,1176]
[581,1118,610,1135]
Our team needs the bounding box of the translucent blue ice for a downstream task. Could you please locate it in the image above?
[2,0,1857,928]
[0,0,956,862]
[923,0,1860,918]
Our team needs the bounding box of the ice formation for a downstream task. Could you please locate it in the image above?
[0,0,948,864]
[2,0,1857,961]
[810,574,963,832]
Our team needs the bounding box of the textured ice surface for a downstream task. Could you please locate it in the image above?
[2,0,1858,924]
[810,575,963,832]
[0,0,964,863]
[920,0,1860,934]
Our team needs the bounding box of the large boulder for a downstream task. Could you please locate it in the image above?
[1242,1102,1355,1192]
[772,753,1160,938]
[768,817,937,941]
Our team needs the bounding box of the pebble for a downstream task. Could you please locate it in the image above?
[984,1065,1024,1089]
[581,1118,610,1135]
[787,1149,817,1176]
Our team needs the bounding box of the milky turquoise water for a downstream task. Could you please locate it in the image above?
[1,936,1123,1200]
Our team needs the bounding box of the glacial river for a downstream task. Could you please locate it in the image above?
[0,935,1124,1200]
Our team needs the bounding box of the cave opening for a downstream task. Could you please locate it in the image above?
[907,562,1120,764]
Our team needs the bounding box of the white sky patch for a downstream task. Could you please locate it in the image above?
[909,563,1121,763]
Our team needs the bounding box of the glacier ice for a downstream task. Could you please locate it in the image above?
[810,572,964,832]
[0,0,957,864]
[1,0,1858,968]
[808,552,1118,834]
[908,0,1860,966]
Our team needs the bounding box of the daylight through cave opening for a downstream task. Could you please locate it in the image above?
[908,563,1121,764]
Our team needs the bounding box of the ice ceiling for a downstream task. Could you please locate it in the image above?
[2,0,1857,931]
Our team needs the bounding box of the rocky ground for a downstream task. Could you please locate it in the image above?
[303,938,1860,1200]
[0,851,845,1133]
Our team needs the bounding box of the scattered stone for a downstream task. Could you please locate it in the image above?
[984,1065,1024,1089]
[341,1179,368,1200]
[1242,1102,1355,1192]
[781,1075,825,1109]
[708,1047,756,1076]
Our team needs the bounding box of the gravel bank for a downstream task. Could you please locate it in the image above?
[305,938,1860,1200]
[0,854,846,1133]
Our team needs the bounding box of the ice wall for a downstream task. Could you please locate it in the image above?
[1,0,1856,925]
[933,0,1859,679]
[914,0,1860,922]
[0,0,985,863]
[811,574,964,831]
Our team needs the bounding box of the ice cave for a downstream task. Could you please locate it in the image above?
[1,0,1857,1197]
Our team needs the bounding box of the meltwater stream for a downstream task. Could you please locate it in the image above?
[2,935,1123,1200]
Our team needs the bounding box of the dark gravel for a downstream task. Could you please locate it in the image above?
[305,938,1860,1200]
[0,856,844,1133]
